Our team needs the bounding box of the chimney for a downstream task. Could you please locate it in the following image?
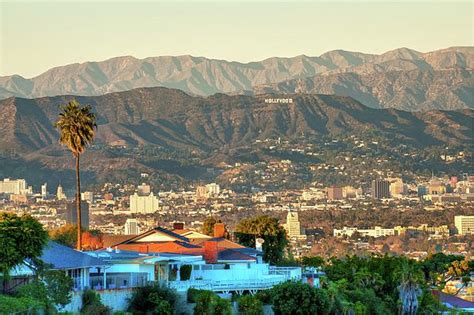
[213,223,225,238]
[173,222,184,230]
[203,240,219,264]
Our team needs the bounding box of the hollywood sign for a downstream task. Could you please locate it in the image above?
[264,98,293,104]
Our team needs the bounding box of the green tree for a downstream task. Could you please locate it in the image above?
[271,281,330,315]
[235,215,288,264]
[396,260,423,315]
[55,100,97,250]
[0,213,48,293]
[201,217,219,236]
[128,284,177,314]
[49,224,77,248]
[300,256,324,268]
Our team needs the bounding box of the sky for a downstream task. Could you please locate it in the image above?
[0,0,473,78]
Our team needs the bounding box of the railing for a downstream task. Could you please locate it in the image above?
[168,276,289,292]
[268,266,302,280]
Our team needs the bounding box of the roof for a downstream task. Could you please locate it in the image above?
[102,234,136,248]
[433,291,474,309]
[116,227,189,245]
[218,249,256,262]
[41,241,106,269]
[192,237,244,249]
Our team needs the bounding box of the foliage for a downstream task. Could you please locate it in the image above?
[180,264,192,281]
[201,217,220,236]
[128,284,176,315]
[0,213,48,285]
[0,294,42,314]
[271,281,330,315]
[193,289,232,315]
[49,224,77,248]
[235,215,288,264]
[300,256,324,268]
[81,289,111,315]
[238,294,263,315]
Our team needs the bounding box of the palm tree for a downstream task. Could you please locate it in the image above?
[55,100,97,250]
[397,260,423,315]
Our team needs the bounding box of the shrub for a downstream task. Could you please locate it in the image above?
[0,294,42,314]
[238,295,263,315]
[187,287,206,303]
[254,290,273,305]
[180,265,192,281]
[193,290,232,315]
[271,281,330,315]
[128,284,177,314]
[81,289,111,315]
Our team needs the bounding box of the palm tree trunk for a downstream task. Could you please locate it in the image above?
[76,154,82,251]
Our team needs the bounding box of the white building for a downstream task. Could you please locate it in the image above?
[130,192,159,214]
[81,191,94,203]
[455,216,474,235]
[205,183,220,197]
[334,226,395,238]
[124,218,140,235]
[41,183,48,198]
[284,210,305,239]
[0,178,27,195]
[57,185,67,200]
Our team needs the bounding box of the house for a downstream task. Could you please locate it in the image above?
[10,241,106,291]
[96,224,302,294]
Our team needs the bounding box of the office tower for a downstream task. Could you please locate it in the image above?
[454,216,474,235]
[57,185,67,200]
[124,218,140,235]
[371,179,390,199]
[41,183,48,198]
[0,178,27,195]
[284,210,302,238]
[129,192,159,214]
[66,201,90,229]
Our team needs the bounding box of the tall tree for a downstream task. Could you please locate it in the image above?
[397,260,423,315]
[235,215,288,264]
[55,100,96,250]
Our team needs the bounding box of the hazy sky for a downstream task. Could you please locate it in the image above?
[0,0,473,78]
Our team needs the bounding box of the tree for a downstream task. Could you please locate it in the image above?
[49,224,77,248]
[271,281,330,315]
[235,215,288,264]
[0,213,48,293]
[201,217,219,236]
[238,295,263,315]
[396,260,423,315]
[55,100,97,251]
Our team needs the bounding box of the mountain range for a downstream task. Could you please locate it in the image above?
[1,47,473,111]
[1,87,472,156]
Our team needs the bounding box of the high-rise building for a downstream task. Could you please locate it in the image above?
[454,216,474,235]
[0,178,27,195]
[327,186,343,200]
[41,183,48,198]
[371,179,390,199]
[284,210,304,238]
[205,183,220,196]
[130,192,159,214]
[66,201,89,229]
[57,185,67,200]
[124,218,140,235]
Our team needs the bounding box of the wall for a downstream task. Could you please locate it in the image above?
[60,288,134,313]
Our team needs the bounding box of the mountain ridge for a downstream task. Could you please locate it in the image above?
[1,47,473,111]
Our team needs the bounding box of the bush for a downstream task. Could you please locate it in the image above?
[0,294,42,314]
[254,290,273,305]
[271,281,330,315]
[238,295,263,315]
[81,289,111,315]
[128,284,177,315]
[193,289,232,315]
[187,287,207,303]
[180,265,192,281]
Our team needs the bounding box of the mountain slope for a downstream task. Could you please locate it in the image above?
[1,47,472,111]
[0,87,472,156]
